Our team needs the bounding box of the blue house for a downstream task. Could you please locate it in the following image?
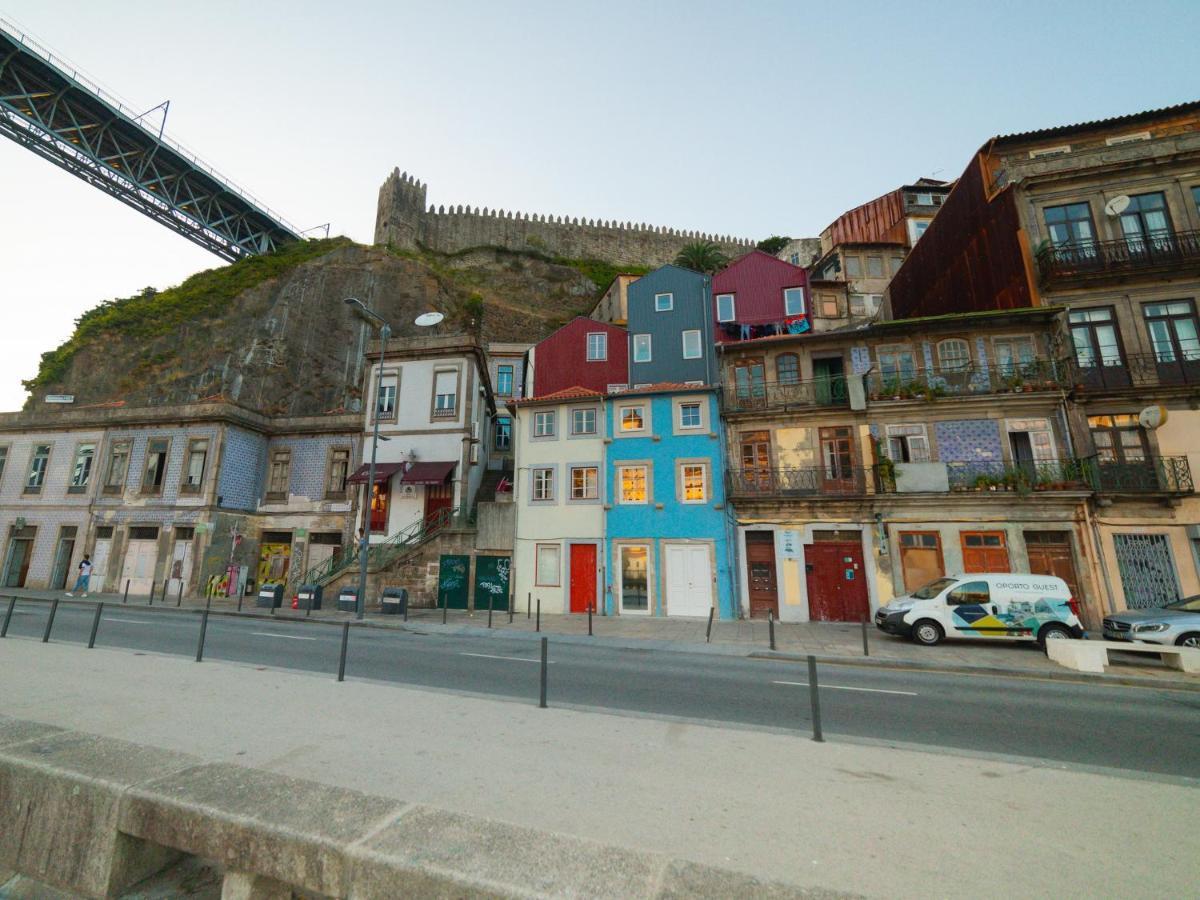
[603,385,734,618]
[625,266,718,385]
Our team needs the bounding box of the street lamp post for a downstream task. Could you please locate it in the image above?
[346,297,392,621]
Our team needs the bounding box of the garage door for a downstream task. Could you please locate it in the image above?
[665,544,712,617]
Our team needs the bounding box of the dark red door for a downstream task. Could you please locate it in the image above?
[805,541,869,622]
[424,481,453,525]
[745,532,779,619]
[569,544,597,614]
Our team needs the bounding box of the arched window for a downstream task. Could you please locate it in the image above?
[776,353,800,385]
[937,339,971,371]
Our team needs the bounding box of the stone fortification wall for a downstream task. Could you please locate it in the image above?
[375,168,756,267]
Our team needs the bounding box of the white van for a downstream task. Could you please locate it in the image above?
[874,573,1083,647]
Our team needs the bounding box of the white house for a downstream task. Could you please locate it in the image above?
[354,336,494,540]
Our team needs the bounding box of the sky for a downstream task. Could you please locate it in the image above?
[1,0,1197,411]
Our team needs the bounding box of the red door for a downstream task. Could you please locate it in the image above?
[569,544,597,613]
[805,540,869,622]
[424,481,453,525]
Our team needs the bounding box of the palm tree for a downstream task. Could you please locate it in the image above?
[674,241,728,274]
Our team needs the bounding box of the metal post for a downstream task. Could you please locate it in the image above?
[1,596,15,638]
[706,607,715,643]
[488,593,494,629]
[42,598,59,643]
[538,637,548,708]
[861,616,870,657]
[768,610,776,651]
[122,579,129,604]
[356,321,391,623]
[195,609,210,662]
[442,590,447,625]
[536,596,541,632]
[87,602,104,649]
[237,588,243,612]
[527,591,531,619]
[403,597,408,622]
[177,582,184,607]
[807,655,824,743]
[162,579,170,605]
[337,621,350,682]
[588,603,593,636]
[148,580,154,606]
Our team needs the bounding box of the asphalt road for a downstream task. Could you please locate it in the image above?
[4,599,1198,779]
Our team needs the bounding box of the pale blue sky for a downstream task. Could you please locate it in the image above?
[1,0,1196,409]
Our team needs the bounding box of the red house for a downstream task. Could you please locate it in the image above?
[528,317,629,397]
[712,250,810,342]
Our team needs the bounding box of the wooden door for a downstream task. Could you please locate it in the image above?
[473,555,511,612]
[424,481,453,526]
[961,531,1010,573]
[1025,532,1080,599]
[819,426,857,493]
[745,531,778,619]
[438,554,470,609]
[665,544,712,617]
[3,537,34,588]
[121,540,159,595]
[805,540,869,622]
[167,532,194,597]
[812,357,847,406]
[568,544,597,614]
[740,431,772,492]
[89,538,112,593]
[50,532,76,590]
[899,532,944,591]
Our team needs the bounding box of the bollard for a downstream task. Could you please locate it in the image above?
[588,603,593,636]
[442,591,447,625]
[536,596,541,633]
[195,609,210,662]
[768,610,776,651]
[122,579,130,604]
[42,598,60,643]
[205,594,212,612]
[706,607,715,643]
[1,596,15,638]
[87,602,104,649]
[337,621,350,682]
[488,594,494,629]
[539,636,548,709]
[861,616,870,657]
[162,580,170,605]
[508,595,514,624]
[177,582,184,607]
[807,655,824,743]
[237,589,244,613]
[527,591,531,620]
[148,580,154,606]
[403,598,408,622]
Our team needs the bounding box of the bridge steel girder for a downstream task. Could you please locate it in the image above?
[0,26,299,262]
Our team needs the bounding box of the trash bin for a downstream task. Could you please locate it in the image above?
[256,583,284,609]
[337,586,358,613]
[297,584,323,611]
[380,587,407,616]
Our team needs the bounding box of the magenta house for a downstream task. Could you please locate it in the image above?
[712,251,810,343]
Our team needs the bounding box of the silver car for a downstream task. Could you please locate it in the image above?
[1103,595,1200,648]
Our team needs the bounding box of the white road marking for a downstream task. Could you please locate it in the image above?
[460,652,548,664]
[772,680,918,697]
[105,618,157,625]
[250,632,317,641]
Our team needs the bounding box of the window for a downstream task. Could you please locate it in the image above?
[26,444,50,491]
[1069,307,1124,369]
[104,441,130,494]
[866,257,884,278]
[681,330,702,360]
[432,370,457,418]
[994,336,1036,376]
[678,402,703,429]
[532,467,554,501]
[789,253,800,265]
[1089,414,1148,464]
[633,334,652,363]
[1143,300,1199,364]
[716,293,736,322]
[912,220,930,242]
[885,425,930,463]
[844,256,862,277]
[375,374,397,420]
[534,410,556,437]
[494,416,512,451]
[937,339,971,372]
[818,293,840,318]
[619,465,648,503]
[1044,202,1095,250]
[878,345,917,381]
[681,463,707,503]
[947,580,990,606]
[775,353,800,384]
[326,447,351,497]
[654,292,673,312]
[70,443,95,492]
[849,294,881,317]
[888,256,902,276]
[733,358,765,402]
[180,439,208,493]
[620,406,645,432]
[1193,186,1200,217]
[1119,192,1173,253]
[141,439,169,495]
[586,333,608,361]
[571,408,596,435]
[915,192,934,206]
[266,449,291,500]
[495,365,514,397]
[783,287,806,317]
[535,544,561,586]
[570,466,598,500]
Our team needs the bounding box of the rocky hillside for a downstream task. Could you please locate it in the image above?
[25,239,647,416]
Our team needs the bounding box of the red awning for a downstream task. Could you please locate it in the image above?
[400,461,456,485]
[346,462,405,485]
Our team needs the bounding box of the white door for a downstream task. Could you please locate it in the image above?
[166,539,193,599]
[121,540,159,596]
[665,544,712,617]
[89,538,111,593]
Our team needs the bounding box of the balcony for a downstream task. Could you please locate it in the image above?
[941,459,1092,493]
[1037,231,1200,286]
[1070,353,1200,392]
[727,466,870,499]
[1087,455,1193,495]
[724,376,848,413]
[865,360,1066,402]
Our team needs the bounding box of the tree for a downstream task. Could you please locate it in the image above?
[756,236,790,256]
[674,241,728,274]
[459,293,485,336]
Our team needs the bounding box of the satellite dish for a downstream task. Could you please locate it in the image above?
[1138,405,1168,430]
[1104,195,1131,217]
[414,311,444,327]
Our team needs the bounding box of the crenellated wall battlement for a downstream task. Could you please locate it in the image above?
[374,168,756,267]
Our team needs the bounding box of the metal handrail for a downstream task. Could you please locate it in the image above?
[865,359,1067,400]
[1084,454,1194,494]
[727,466,871,496]
[724,375,848,411]
[1037,230,1200,282]
[940,459,1093,492]
[1069,352,1200,390]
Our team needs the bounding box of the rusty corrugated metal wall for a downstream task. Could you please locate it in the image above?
[824,188,908,247]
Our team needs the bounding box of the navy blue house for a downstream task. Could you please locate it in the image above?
[625,266,717,386]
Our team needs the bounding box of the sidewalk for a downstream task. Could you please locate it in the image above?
[6,586,1199,686]
[0,641,1194,898]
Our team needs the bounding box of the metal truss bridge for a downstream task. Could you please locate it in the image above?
[0,17,299,261]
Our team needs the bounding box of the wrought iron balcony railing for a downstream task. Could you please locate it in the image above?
[1070,352,1200,391]
[724,375,848,412]
[1085,455,1194,495]
[943,459,1093,493]
[727,466,870,497]
[865,359,1067,401]
[1037,231,1200,284]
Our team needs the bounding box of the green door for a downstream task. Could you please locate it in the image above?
[473,555,511,612]
[438,554,470,609]
[813,358,847,406]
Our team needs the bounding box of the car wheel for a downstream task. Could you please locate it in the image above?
[1175,632,1200,649]
[912,619,943,646]
[1038,623,1073,649]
